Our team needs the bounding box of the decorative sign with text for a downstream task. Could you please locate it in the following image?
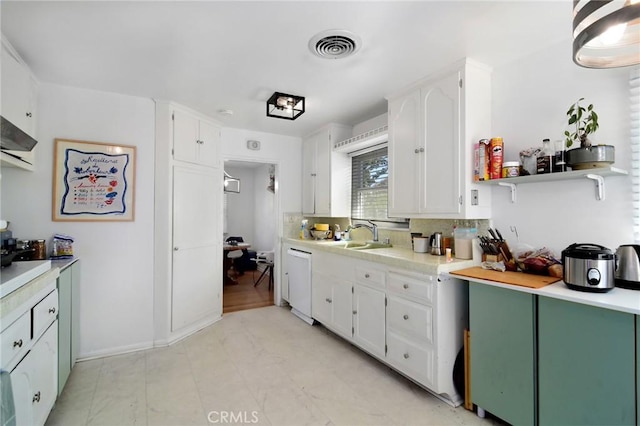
[53,139,136,221]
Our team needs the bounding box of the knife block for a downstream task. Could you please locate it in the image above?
[482,253,505,263]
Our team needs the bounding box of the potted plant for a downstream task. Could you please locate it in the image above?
[564,98,614,170]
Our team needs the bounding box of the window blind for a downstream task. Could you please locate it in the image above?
[631,68,639,243]
[351,147,390,221]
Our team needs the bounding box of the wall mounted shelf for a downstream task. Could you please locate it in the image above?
[477,166,628,202]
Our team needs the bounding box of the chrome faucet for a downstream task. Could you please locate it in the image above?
[347,221,379,242]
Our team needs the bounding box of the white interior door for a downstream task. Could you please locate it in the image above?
[172,165,222,331]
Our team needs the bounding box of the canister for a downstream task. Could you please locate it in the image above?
[489,137,504,180]
[32,239,46,260]
[501,161,520,178]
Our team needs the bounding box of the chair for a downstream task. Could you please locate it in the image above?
[253,251,274,291]
[225,236,257,275]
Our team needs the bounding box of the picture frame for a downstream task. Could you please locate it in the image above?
[52,138,136,221]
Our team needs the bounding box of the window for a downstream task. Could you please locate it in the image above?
[351,147,388,221]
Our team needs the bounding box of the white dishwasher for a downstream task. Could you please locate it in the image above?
[287,248,313,324]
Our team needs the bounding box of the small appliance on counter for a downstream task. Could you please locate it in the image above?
[562,243,616,292]
[614,244,640,290]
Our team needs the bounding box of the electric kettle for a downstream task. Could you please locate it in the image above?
[615,244,640,290]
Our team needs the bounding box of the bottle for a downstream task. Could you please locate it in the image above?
[552,139,567,173]
[536,138,553,174]
[334,224,342,241]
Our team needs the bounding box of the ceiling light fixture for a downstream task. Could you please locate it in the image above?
[573,0,640,68]
[266,92,305,120]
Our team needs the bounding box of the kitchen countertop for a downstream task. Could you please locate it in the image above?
[453,273,640,315]
[283,238,640,315]
[1,259,52,298]
[283,238,477,275]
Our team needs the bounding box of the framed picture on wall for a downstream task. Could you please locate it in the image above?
[52,138,136,221]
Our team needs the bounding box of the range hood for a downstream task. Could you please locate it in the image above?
[1,116,37,152]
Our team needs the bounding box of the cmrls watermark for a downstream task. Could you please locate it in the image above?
[207,410,260,424]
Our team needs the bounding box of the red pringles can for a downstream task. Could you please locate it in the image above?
[489,137,504,180]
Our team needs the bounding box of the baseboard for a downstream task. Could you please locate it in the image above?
[77,340,154,361]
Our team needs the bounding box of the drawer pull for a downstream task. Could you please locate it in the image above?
[49,307,56,314]
[364,273,370,278]
[325,298,332,303]
[13,339,23,348]
[403,314,409,320]
[403,353,410,359]
[403,283,409,289]
[32,391,41,403]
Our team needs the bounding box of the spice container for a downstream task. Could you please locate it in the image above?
[501,161,520,178]
[536,138,553,174]
[32,239,46,260]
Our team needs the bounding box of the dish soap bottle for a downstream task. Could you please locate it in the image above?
[536,138,553,174]
[334,224,342,241]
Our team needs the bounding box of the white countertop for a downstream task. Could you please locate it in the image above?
[283,238,477,275]
[283,238,640,315]
[1,260,52,298]
[453,274,640,315]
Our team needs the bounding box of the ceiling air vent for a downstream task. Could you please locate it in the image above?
[309,30,361,59]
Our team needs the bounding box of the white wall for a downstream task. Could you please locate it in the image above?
[253,163,276,252]
[0,83,156,358]
[225,166,256,244]
[491,40,634,255]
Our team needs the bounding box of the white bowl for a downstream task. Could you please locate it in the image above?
[310,230,330,240]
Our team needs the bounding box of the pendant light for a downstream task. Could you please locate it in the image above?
[573,0,640,68]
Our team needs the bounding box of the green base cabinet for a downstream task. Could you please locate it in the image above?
[470,283,536,426]
[538,296,635,425]
[57,260,80,396]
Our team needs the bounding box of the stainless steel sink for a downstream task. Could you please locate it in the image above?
[330,241,392,250]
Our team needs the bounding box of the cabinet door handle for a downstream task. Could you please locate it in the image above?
[49,307,56,314]
[403,283,409,289]
[32,391,41,403]
[325,298,332,303]
[403,314,409,320]
[364,273,370,278]
[403,353,410,359]
[26,112,32,118]
[13,339,23,348]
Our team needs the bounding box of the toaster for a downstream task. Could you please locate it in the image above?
[615,244,640,290]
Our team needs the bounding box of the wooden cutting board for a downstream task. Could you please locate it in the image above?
[450,266,561,289]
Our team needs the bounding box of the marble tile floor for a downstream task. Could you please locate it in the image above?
[46,306,502,426]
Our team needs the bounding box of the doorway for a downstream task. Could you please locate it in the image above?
[222,159,277,313]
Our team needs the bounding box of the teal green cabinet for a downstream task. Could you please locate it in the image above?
[470,283,536,426]
[57,260,80,395]
[538,296,635,425]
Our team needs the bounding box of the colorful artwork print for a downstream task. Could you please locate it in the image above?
[53,139,136,221]
[61,149,130,215]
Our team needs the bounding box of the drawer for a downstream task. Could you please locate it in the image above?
[355,265,385,289]
[387,296,433,345]
[386,331,435,389]
[388,271,435,304]
[32,289,58,340]
[1,312,30,369]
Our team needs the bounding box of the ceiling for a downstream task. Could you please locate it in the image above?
[1,1,572,139]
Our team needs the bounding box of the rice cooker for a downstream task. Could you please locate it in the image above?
[561,243,616,292]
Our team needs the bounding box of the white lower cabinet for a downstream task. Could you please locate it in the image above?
[310,250,467,406]
[353,284,386,359]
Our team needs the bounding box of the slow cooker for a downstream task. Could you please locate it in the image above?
[562,243,616,292]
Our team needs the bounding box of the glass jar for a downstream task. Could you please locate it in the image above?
[32,239,46,260]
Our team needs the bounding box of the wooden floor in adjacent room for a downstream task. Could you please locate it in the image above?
[223,265,274,313]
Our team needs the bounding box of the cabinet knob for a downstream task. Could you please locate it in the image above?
[364,273,370,278]
[174,247,179,251]
[32,391,41,403]
[419,147,424,153]
[403,283,409,289]
[414,148,420,154]
[403,314,409,320]
[13,339,23,348]
[403,353,410,359]
[353,310,357,315]
[26,112,32,118]
[49,307,56,314]
[325,298,332,303]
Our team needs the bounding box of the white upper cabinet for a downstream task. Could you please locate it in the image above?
[173,108,221,168]
[388,59,492,219]
[302,123,352,217]
[1,40,37,139]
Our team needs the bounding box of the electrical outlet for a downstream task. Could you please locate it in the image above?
[471,189,479,206]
